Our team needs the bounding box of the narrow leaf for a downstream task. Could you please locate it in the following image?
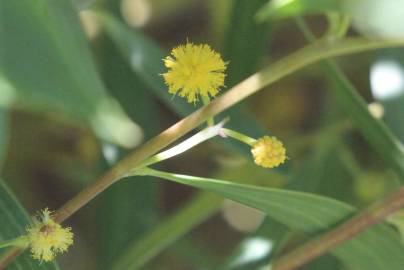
[144,169,404,270]
[111,192,221,270]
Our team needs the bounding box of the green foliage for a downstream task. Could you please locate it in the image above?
[256,0,342,21]
[2,0,404,269]
[111,192,221,270]
[144,168,404,270]
[0,109,8,170]
[0,0,140,148]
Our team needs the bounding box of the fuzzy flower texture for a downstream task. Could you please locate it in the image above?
[162,42,227,103]
[251,136,286,168]
[26,208,73,262]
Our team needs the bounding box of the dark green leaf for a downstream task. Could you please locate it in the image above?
[111,191,221,270]
[0,109,8,170]
[223,0,271,87]
[94,37,160,268]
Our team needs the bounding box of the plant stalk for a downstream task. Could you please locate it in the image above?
[3,37,404,267]
[272,187,404,270]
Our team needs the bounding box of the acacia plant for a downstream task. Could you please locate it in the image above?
[2,0,404,269]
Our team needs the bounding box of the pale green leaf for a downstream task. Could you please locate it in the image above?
[145,168,404,270]
[256,0,342,21]
[0,0,140,148]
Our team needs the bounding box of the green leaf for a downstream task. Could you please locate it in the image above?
[223,0,272,87]
[0,109,8,170]
[327,59,404,179]
[95,37,161,268]
[256,0,342,21]
[347,0,404,38]
[144,168,404,270]
[96,176,158,269]
[111,192,222,270]
[0,0,140,148]
[0,180,59,270]
[0,0,103,118]
[256,0,404,38]
[369,50,404,142]
[293,17,404,180]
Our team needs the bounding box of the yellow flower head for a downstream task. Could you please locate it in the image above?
[26,208,73,262]
[251,136,286,168]
[162,42,227,103]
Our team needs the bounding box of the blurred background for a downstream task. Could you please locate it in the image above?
[1,0,404,269]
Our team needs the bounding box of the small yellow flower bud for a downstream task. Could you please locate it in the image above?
[26,208,73,262]
[251,136,286,168]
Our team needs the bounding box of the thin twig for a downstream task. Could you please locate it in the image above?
[52,37,404,224]
[2,37,404,267]
[272,187,404,270]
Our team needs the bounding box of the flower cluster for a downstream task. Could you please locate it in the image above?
[26,208,74,262]
[162,42,287,169]
[162,42,227,103]
[251,136,287,168]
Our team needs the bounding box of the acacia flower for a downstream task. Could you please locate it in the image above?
[162,42,227,103]
[26,208,73,262]
[251,136,286,168]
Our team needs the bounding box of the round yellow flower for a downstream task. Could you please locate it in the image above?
[162,42,227,103]
[27,208,73,262]
[251,136,286,168]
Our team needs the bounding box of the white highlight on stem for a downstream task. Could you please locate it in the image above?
[136,118,228,169]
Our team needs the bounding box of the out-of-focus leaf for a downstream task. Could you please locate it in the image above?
[98,12,191,115]
[146,168,404,270]
[326,61,404,179]
[0,109,8,170]
[96,174,158,269]
[292,17,404,180]
[256,0,342,21]
[348,0,404,38]
[0,180,59,270]
[257,0,404,39]
[0,0,103,118]
[95,35,160,268]
[222,218,288,270]
[223,0,271,87]
[370,51,404,142]
[0,0,140,148]
[70,0,95,10]
[111,192,221,270]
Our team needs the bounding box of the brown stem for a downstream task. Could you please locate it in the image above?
[2,37,404,268]
[0,248,21,270]
[272,187,404,270]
